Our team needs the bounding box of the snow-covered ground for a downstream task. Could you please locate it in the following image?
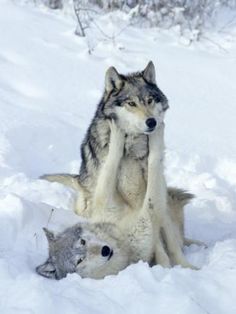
[0,1,236,313]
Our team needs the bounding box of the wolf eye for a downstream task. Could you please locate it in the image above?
[127,101,136,107]
[147,97,153,104]
[80,239,86,246]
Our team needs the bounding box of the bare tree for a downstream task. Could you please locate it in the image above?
[40,0,236,42]
[73,0,86,37]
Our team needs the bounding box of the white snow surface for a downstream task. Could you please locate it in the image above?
[0,1,236,313]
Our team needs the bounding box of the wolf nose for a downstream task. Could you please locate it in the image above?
[101,246,111,257]
[146,118,157,129]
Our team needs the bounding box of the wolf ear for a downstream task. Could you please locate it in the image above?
[143,61,156,84]
[43,227,55,243]
[105,66,123,94]
[36,260,57,279]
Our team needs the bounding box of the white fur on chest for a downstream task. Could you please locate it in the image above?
[124,134,148,159]
[117,134,148,208]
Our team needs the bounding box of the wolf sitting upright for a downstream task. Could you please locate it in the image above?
[42,62,168,215]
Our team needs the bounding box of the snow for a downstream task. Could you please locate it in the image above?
[0,1,236,313]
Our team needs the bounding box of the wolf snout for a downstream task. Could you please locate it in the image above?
[146,118,157,131]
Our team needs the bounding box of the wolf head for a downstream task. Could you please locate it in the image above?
[102,61,169,135]
[36,223,128,279]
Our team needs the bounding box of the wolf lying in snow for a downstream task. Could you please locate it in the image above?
[39,121,199,278]
[36,188,197,279]
[42,62,196,269]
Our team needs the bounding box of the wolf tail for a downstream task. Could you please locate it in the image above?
[167,187,194,230]
[167,187,194,208]
[167,188,206,248]
[40,173,86,193]
[184,238,207,247]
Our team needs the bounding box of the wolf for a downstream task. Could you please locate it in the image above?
[42,121,198,269]
[42,61,169,217]
[41,62,197,268]
[36,188,199,280]
[37,123,199,280]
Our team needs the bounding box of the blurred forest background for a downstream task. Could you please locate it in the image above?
[26,0,236,42]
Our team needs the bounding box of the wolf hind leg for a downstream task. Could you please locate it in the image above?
[160,218,199,269]
[154,233,171,267]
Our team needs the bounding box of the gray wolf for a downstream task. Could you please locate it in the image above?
[41,61,169,216]
[41,62,198,269]
[41,120,198,270]
[36,186,196,280]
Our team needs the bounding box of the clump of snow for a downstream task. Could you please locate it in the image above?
[0,1,236,313]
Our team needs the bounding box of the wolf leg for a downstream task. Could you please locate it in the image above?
[141,123,171,267]
[154,235,171,267]
[92,120,125,211]
[147,124,197,269]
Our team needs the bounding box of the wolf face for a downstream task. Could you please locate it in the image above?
[36,223,128,279]
[103,61,169,135]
